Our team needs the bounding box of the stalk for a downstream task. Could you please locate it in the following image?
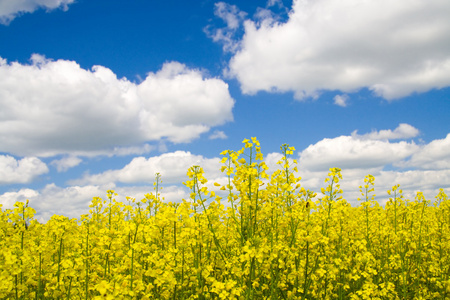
[191,166,226,261]
[19,201,26,296]
[130,219,140,292]
[301,240,310,300]
[66,276,73,300]
[247,147,253,241]
[36,252,42,300]
[15,275,18,300]
[85,223,89,300]
[414,195,427,291]
[173,218,177,300]
[394,189,398,235]
[337,218,344,300]
[57,233,64,296]
[130,247,135,290]
[108,191,113,229]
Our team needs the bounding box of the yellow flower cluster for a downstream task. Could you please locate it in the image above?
[1,138,449,299]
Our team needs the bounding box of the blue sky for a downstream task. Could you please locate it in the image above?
[1,0,449,221]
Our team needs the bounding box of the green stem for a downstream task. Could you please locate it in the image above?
[66,276,73,300]
[130,221,139,291]
[36,252,42,300]
[57,232,64,294]
[85,224,89,300]
[301,240,310,300]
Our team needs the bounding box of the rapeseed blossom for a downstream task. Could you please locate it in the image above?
[0,138,449,299]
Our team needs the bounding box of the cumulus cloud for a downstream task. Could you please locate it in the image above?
[377,169,450,192]
[352,123,420,140]
[400,133,450,170]
[214,2,246,30]
[225,0,450,100]
[72,151,223,186]
[333,94,349,107]
[0,188,39,207]
[0,184,106,221]
[2,126,450,220]
[3,165,447,222]
[0,0,75,25]
[0,183,193,222]
[298,124,420,172]
[265,135,449,207]
[267,0,284,8]
[299,136,418,172]
[0,155,48,184]
[209,130,227,140]
[293,124,450,205]
[50,155,82,172]
[204,2,247,52]
[301,168,450,207]
[0,55,234,157]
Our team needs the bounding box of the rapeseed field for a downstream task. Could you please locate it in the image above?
[1,138,449,299]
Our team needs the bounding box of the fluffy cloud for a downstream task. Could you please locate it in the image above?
[0,184,106,221]
[333,94,349,107]
[0,0,74,24]
[225,0,450,100]
[214,2,246,30]
[266,134,449,207]
[204,2,247,52]
[295,162,449,209]
[0,183,192,222]
[351,123,420,140]
[295,124,449,205]
[299,136,418,171]
[209,130,227,140]
[73,151,223,186]
[2,125,449,221]
[0,55,234,157]
[401,133,450,170]
[0,155,48,184]
[50,155,82,172]
[0,188,39,207]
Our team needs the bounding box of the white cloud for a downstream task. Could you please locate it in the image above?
[400,133,450,170]
[0,188,39,208]
[264,144,449,208]
[299,136,418,171]
[214,2,246,30]
[209,130,227,140]
[0,183,193,222]
[0,155,48,184]
[305,168,450,207]
[264,152,284,172]
[333,94,348,107]
[294,125,450,205]
[72,151,223,186]
[0,184,106,222]
[0,0,74,25]
[2,128,450,221]
[58,144,155,158]
[376,169,450,192]
[3,166,447,222]
[351,123,420,140]
[50,155,82,172]
[226,0,450,100]
[0,55,234,157]
[106,144,154,157]
[204,2,247,52]
[267,0,284,8]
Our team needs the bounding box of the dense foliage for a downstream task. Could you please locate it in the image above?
[1,138,449,299]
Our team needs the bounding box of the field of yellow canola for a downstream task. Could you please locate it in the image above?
[1,138,450,299]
